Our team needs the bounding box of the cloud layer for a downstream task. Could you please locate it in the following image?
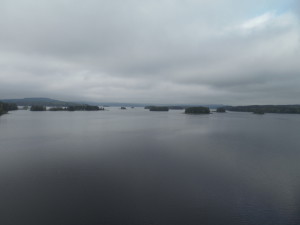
[0,0,299,104]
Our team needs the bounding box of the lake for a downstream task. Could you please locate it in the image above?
[0,108,300,225]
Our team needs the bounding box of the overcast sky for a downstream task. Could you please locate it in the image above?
[0,0,299,105]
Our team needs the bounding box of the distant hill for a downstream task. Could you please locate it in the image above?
[145,104,225,110]
[1,98,226,109]
[75,101,146,107]
[73,101,225,108]
[0,98,145,107]
[0,98,81,107]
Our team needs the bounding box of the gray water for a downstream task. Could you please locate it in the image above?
[0,108,300,225]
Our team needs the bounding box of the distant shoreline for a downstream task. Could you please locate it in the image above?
[1,98,300,115]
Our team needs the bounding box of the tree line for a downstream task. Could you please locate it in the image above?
[0,102,18,116]
[225,105,300,114]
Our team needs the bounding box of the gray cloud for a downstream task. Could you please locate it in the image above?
[0,0,299,104]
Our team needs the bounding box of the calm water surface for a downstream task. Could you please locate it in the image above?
[0,108,300,225]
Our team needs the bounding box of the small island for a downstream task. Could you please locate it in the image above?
[48,107,66,111]
[67,105,102,111]
[148,106,169,111]
[121,107,127,110]
[30,105,47,111]
[21,106,29,110]
[216,107,226,113]
[185,107,210,114]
